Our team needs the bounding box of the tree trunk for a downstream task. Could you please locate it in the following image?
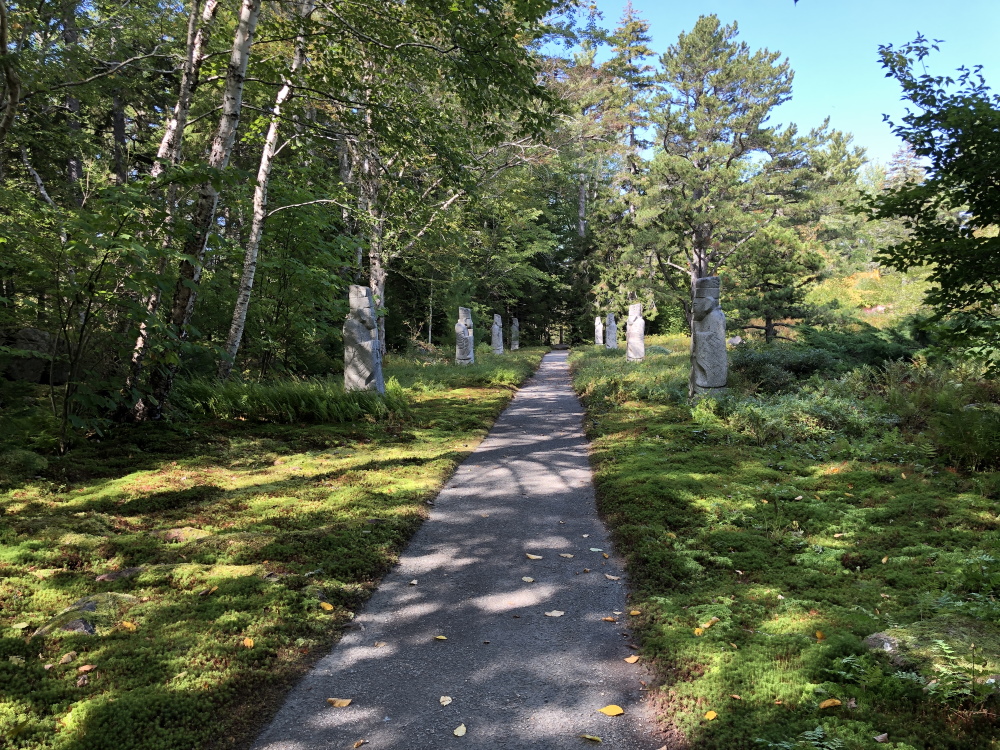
[577,174,586,237]
[142,0,261,417]
[219,3,309,380]
[0,0,23,147]
[370,241,387,356]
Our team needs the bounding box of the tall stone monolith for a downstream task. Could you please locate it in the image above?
[594,316,604,346]
[344,285,385,393]
[689,276,728,397]
[605,312,618,350]
[511,318,520,351]
[626,303,645,363]
[455,307,475,365]
[491,314,503,355]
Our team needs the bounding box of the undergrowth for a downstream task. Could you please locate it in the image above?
[571,335,1000,749]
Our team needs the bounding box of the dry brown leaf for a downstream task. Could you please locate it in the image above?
[624,655,640,664]
[729,642,738,649]
[704,710,717,720]
[526,554,543,560]
[320,602,334,611]
[605,574,620,581]
[579,735,602,743]
[243,637,254,648]
[774,699,783,705]
[353,741,368,748]
[560,554,574,558]
[544,610,565,617]
[453,724,467,737]
[602,617,617,622]
[730,695,742,700]
[597,705,624,716]
[78,665,97,673]
[819,699,842,709]
[327,698,352,707]
[440,696,452,706]
[582,568,591,573]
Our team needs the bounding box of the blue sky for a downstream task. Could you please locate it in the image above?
[590,0,1000,165]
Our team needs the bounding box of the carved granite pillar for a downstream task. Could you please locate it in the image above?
[491,314,503,355]
[689,277,728,397]
[605,313,618,350]
[626,303,645,363]
[594,316,604,346]
[511,318,520,351]
[455,306,475,366]
[344,285,385,393]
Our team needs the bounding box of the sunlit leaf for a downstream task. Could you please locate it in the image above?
[521,576,534,583]
[327,698,352,707]
[435,635,448,640]
[694,628,704,636]
[320,602,334,611]
[579,734,602,742]
[526,554,543,560]
[815,630,826,641]
[544,610,565,617]
[243,637,254,648]
[605,574,620,580]
[598,705,624,716]
[704,711,717,720]
[624,655,640,664]
[819,699,842,709]
[453,724,466,736]
[440,696,452,706]
[629,610,641,616]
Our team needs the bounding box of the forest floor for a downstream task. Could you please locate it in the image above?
[0,348,546,750]
[572,335,1000,750]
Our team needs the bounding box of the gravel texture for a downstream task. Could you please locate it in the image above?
[253,351,664,749]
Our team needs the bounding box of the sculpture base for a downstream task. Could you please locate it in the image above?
[626,355,644,363]
[689,385,728,400]
[456,359,473,366]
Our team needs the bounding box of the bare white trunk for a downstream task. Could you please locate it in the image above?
[219,5,309,380]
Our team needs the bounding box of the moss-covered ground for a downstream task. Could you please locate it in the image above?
[572,336,1000,750]
[0,348,545,750]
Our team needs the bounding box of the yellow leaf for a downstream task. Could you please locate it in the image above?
[815,630,826,641]
[882,556,889,564]
[603,553,609,559]
[526,554,543,560]
[624,655,640,664]
[435,635,448,640]
[579,734,603,742]
[730,642,738,649]
[327,698,352,708]
[320,602,334,611]
[122,621,137,631]
[453,724,466,737]
[598,705,624,716]
[521,577,534,583]
[901,473,906,479]
[353,741,367,748]
[702,616,720,629]
[544,610,565,617]
[440,696,452,706]
[694,628,704,636]
[819,699,842,709]
[243,637,254,648]
[705,711,718,721]
[560,553,574,558]
[602,617,617,622]
[629,610,641,616]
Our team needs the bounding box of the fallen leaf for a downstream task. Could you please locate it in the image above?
[453,724,466,737]
[327,698,352,707]
[819,699,841,709]
[881,556,889,564]
[794,495,803,500]
[122,621,137,631]
[874,733,889,743]
[353,741,368,748]
[12,623,28,630]
[590,548,603,552]
[374,641,387,648]
[815,631,826,641]
[43,663,54,670]
[705,711,718,720]
[579,734,602,743]
[774,699,783,705]
[624,655,640,664]
[809,609,819,616]
[598,705,624,716]
[440,696,452,706]
[545,610,565,617]
[59,652,77,664]
[582,534,590,538]
[833,533,844,538]
[629,610,641,616]
[521,577,534,583]
[409,579,418,585]
[901,473,906,479]
[582,568,591,573]
[605,574,620,580]
[730,642,738,649]
[320,602,334,611]
[602,617,617,622]
[880,593,890,599]
[777,594,785,600]
[560,553,574,558]
[761,499,769,504]
[435,635,448,640]
[693,628,704,636]
[701,616,720,629]
[730,695,742,700]
[78,665,97,673]
[603,553,609,559]
[526,554,543,560]
[243,637,254,648]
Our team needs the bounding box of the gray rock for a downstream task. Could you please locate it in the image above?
[594,316,604,346]
[343,285,385,393]
[690,277,728,397]
[95,567,142,582]
[604,313,617,350]
[727,335,743,346]
[455,307,475,365]
[62,618,97,635]
[863,632,900,654]
[32,593,137,637]
[491,314,503,355]
[626,303,645,363]
[510,318,519,351]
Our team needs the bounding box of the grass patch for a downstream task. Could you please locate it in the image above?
[0,348,545,749]
[571,336,1000,749]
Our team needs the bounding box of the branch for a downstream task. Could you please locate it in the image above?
[266,197,350,218]
[21,147,57,207]
[21,47,165,102]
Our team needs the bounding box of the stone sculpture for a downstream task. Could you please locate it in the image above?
[594,316,604,346]
[626,303,645,363]
[491,314,503,355]
[455,307,475,365]
[343,285,385,393]
[605,312,618,350]
[689,276,728,397]
[511,318,520,351]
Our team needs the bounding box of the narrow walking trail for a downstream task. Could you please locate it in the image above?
[254,351,663,749]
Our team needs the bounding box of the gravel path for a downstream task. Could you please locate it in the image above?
[253,351,664,750]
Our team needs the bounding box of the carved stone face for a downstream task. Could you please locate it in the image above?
[693,296,717,322]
